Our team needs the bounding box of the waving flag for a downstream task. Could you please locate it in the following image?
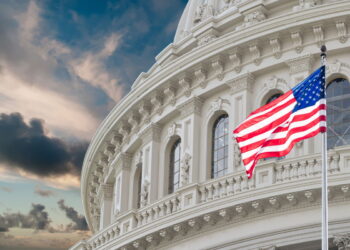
[233,66,326,178]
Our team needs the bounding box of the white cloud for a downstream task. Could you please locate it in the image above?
[70,33,124,102]
[0,70,98,139]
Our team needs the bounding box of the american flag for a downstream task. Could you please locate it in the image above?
[233,66,326,178]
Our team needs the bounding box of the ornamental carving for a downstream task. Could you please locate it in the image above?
[285,54,314,74]
[140,179,150,207]
[180,151,191,186]
[179,97,203,118]
[264,76,290,92]
[291,30,303,54]
[210,97,229,112]
[226,73,254,95]
[194,66,207,88]
[333,233,350,250]
[326,60,350,76]
[293,0,320,11]
[238,6,267,30]
[167,122,180,138]
[211,56,225,80]
[312,24,324,47]
[269,37,281,59]
[336,20,348,43]
[228,48,241,73]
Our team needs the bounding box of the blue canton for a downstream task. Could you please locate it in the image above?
[292,66,325,113]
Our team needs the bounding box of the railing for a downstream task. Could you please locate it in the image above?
[75,147,349,250]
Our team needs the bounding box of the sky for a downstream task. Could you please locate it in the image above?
[0,0,187,249]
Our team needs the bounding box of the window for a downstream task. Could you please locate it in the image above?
[327,78,350,149]
[265,93,283,105]
[169,139,181,193]
[212,114,229,178]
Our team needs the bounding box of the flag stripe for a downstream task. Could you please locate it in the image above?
[233,66,326,179]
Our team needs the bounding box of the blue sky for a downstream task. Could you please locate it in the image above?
[0,0,187,249]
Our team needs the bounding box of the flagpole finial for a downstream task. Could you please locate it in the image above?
[320,45,327,66]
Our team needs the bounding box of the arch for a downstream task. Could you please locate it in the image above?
[255,76,290,109]
[326,77,350,149]
[168,138,181,194]
[325,60,350,85]
[211,114,229,178]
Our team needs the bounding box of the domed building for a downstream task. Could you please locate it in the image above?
[70,0,350,249]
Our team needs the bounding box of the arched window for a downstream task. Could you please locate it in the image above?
[265,93,283,105]
[169,139,181,194]
[212,114,229,178]
[327,78,350,149]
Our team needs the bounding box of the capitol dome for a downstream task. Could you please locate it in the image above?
[71,0,350,249]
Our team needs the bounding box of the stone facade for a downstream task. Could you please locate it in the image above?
[71,0,350,249]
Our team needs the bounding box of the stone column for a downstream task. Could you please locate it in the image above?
[113,153,131,215]
[226,73,254,172]
[179,97,203,186]
[99,184,113,229]
[139,123,161,205]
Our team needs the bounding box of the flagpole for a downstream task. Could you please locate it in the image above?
[320,45,328,250]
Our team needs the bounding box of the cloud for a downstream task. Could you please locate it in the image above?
[69,33,124,102]
[0,203,51,232]
[34,186,55,197]
[57,200,88,231]
[0,112,88,178]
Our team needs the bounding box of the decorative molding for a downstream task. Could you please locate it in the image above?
[285,54,314,74]
[211,55,225,81]
[269,36,281,59]
[101,184,114,199]
[167,122,180,138]
[239,5,267,29]
[210,97,230,113]
[226,73,255,95]
[249,42,261,65]
[336,20,348,44]
[150,92,163,115]
[138,100,152,125]
[180,151,191,186]
[333,233,350,250]
[290,30,303,54]
[293,0,320,11]
[179,96,203,118]
[228,48,241,73]
[312,24,324,47]
[193,65,207,89]
[139,123,161,143]
[178,73,192,97]
[164,84,177,106]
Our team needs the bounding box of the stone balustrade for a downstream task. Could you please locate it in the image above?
[78,147,350,250]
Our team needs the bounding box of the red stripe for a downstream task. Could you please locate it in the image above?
[234,95,295,134]
[247,90,293,118]
[243,125,325,170]
[239,105,326,153]
[236,110,292,142]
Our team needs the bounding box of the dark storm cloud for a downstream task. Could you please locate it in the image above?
[0,203,51,231]
[34,186,55,197]
[0,113,88,177]
[57,200,88,231]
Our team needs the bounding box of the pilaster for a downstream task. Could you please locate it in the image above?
[140,123,161,205]
[178,97,203,186]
